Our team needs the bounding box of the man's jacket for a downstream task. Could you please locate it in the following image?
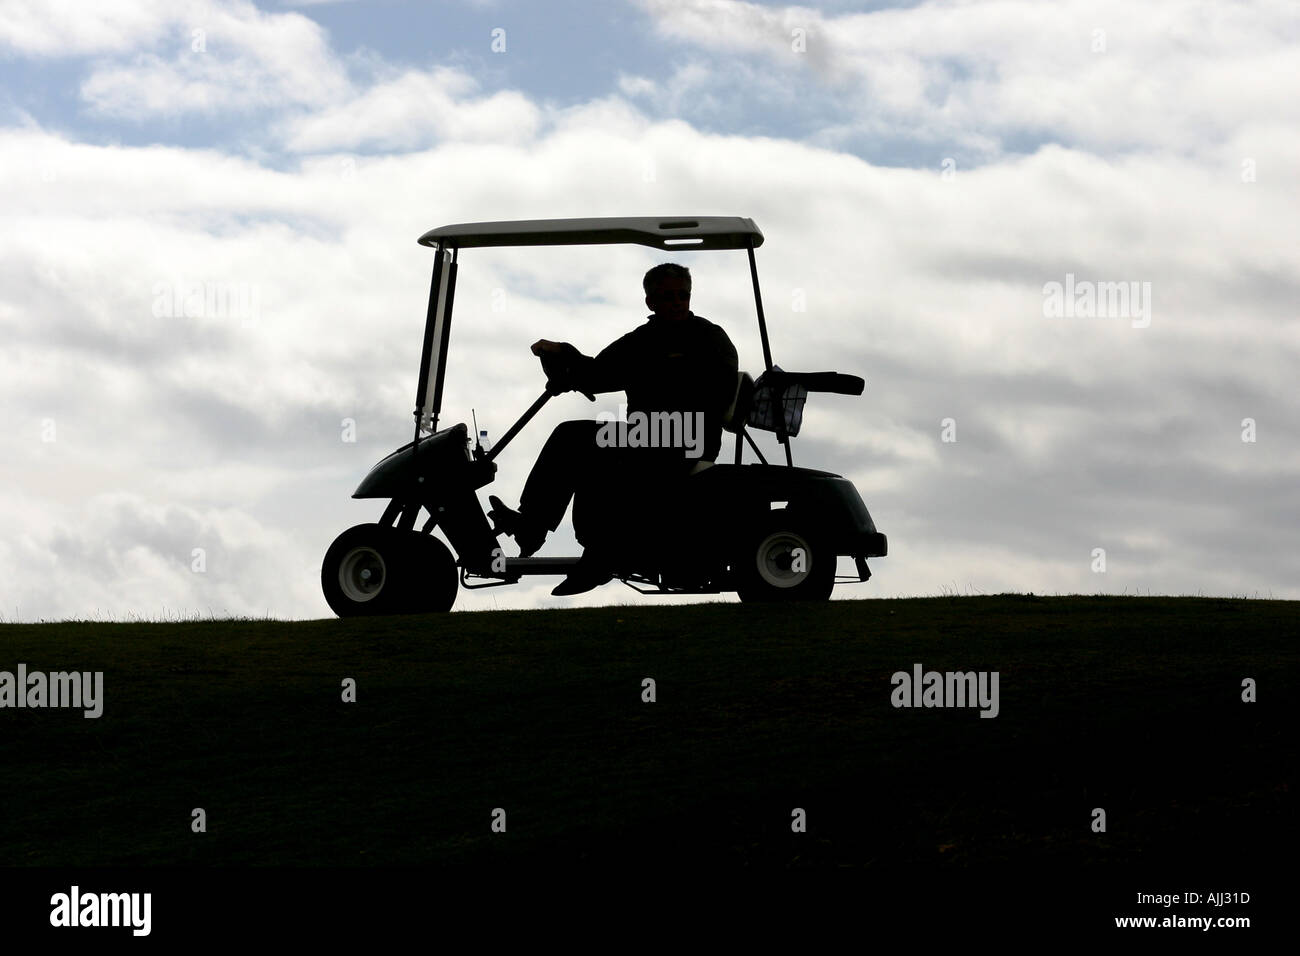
[565,313,738,464]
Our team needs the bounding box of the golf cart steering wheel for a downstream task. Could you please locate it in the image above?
[537,347,595,402]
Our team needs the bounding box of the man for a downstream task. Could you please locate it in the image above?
[489,263,738,595]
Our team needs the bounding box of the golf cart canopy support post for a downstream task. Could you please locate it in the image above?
[745,240,793,465]
[434,247,459,431]
[413,245,459,441]
[747,243,774,374]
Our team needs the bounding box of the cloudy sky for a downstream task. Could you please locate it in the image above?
[1,0,1296,620]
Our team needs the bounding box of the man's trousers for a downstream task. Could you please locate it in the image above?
[519,419,691,551]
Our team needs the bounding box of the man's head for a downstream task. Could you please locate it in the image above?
[644,263,692,321]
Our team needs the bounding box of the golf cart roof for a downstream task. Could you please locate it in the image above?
[418,216,763,251]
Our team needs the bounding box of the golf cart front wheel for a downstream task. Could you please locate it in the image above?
[734,513,835,603]
[322,523,457,617]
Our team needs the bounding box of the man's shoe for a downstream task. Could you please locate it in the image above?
[487,495,547,558]
[551,554,614,596]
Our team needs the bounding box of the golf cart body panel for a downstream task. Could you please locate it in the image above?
[351,423,500,573]
[320,214,888,615]
[352,424,493,500]
[688,465,888,559]
[419,216,763,251]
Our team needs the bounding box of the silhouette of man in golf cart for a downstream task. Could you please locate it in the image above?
[489,263,738,595]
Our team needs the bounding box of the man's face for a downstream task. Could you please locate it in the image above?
[646,276,691,321]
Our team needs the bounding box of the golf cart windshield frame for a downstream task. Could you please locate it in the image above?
[413,216,776,446]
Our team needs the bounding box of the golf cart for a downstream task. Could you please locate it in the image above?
[321,217,887,615]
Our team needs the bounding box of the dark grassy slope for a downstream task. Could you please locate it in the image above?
[0,596,1293,871]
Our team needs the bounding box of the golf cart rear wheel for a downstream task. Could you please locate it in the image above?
[734,513,835,603]
[322,523,457,617]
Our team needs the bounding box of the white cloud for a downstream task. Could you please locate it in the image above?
[39,2,533,150]
[634,0,1300,158]
[617,73,658,98]
[0,490,316,620]
[279,67,542,151]
[0,0,179,55]
[78,0,350,116]
[0,0,351,117]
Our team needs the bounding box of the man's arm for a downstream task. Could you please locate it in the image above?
[532,319,736,404]
[531,329,646,395]
[530,334,642,395]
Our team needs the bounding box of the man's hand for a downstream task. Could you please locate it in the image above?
[531,340,594,402]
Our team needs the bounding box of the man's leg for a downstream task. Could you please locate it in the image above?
[519,419,602,533]
[490,420,603,557]
[552,446,688,596]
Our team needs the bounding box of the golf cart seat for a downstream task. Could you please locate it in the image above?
[724,371,755,433]
[689,372,754,474]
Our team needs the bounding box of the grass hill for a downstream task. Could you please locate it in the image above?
[1,595,1294,929]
